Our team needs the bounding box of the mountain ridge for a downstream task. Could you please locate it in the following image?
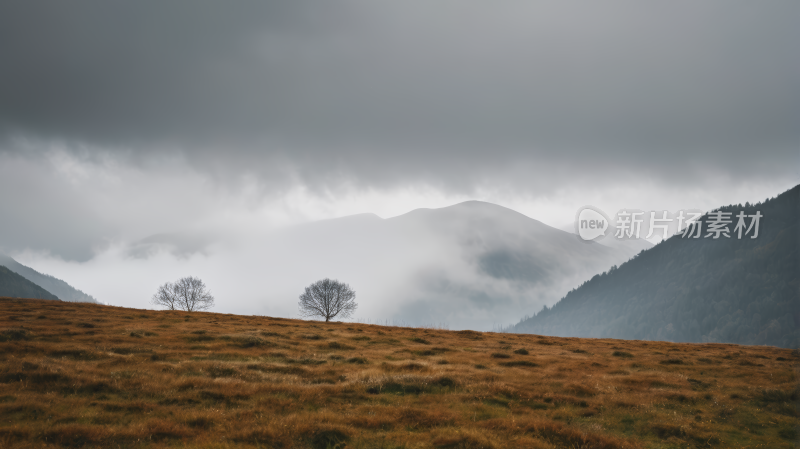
[256,199,636,330]
[510,184,800,348]
[0,265,60,300]
[0,254,98,303]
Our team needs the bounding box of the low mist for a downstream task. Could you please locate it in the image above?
[15,201,642,330]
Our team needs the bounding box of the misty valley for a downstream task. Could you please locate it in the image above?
[1,185,797,448]
[1,3,797,446]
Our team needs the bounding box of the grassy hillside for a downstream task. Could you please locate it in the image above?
[514,184,800,348]
[0,298,797,448]
[0,267,59,301]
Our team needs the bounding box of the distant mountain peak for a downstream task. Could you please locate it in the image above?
[395,200,553,229]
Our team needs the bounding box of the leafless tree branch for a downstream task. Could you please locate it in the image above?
[298,278,357,322]
[151,276,214,312]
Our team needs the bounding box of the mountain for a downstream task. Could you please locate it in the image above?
[595,234,654,259]
[510,184,800,348]
[0,265,60,300]
[255,201,636,330]
[560,224,654,259]
[0,254,98,303]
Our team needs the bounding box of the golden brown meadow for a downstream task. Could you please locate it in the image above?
[0,298,797,448]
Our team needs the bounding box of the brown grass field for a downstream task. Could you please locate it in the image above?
[0,298,797,448]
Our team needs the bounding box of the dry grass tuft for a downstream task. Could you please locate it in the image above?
[0,297,796,448]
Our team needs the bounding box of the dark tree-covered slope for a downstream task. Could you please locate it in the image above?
[0,266,59,300]
[512,184,799,348]
[0,254,98,303]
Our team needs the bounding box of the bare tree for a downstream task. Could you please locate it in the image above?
[152,283,179,310]
[298,278,357,322]
[152,276,214,312]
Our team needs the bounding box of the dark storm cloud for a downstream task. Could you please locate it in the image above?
[0,159,107,261]
[1,1,797,190]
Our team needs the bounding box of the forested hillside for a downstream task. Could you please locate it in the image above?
[512,184,799,348]
[0,266,59,300]
[0,253,98,303]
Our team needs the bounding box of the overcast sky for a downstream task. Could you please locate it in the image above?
[0,1,797,318]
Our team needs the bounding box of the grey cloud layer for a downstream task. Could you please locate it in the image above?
[1,1,797,189]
